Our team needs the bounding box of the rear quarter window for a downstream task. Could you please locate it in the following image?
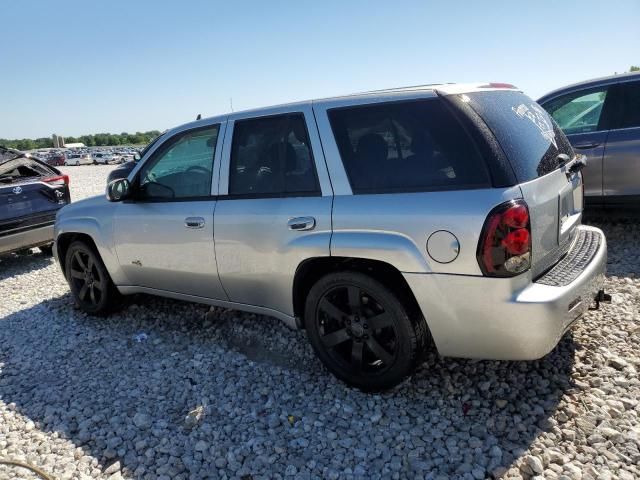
[328,99,491,194]
[464,90,574,183]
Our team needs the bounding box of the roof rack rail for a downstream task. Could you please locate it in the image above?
[348,83,455,96]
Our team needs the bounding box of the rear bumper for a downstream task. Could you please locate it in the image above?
[404,225,607,360]
[0,224,54,255]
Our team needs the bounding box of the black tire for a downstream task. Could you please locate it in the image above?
[305,271,430,391]
[39,244,54,256]
[64,240,120,315]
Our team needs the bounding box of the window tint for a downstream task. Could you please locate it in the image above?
[229,114,319,196]
[466,91,574,182]
[617,81,640,129]
[328,99,490,194]
[138,125,219,200]
[544,87,608,134]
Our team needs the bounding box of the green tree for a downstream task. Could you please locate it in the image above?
[1,129,163,149]
[79,135,95,147]
[15,139,36,150]
[630,66,640,72]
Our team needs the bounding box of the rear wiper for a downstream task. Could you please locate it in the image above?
[558,154,587,178]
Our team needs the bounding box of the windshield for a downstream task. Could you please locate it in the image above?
[463,90,574,182]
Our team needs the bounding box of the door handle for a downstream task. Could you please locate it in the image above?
[573,142,600,150]
[288,216,316,231]
[185,217,205,229]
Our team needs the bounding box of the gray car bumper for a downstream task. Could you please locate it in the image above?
[404,225,607,360]
[0,224,54,255]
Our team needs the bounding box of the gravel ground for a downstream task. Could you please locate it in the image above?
[0,165,639,480]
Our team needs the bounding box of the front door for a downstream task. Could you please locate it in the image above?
[602,80,640,204]
[214,108,333,317]
[113,123,227,300]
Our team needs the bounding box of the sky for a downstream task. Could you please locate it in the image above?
[1,0,638,139]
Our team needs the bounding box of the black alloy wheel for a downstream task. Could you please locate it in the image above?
[305,272,429,391]
[65,240,120,314]
[318,284,398,373]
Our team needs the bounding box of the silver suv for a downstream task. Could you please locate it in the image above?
[54,83,608,390]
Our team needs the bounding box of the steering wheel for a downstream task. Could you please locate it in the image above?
[186,165,210,175]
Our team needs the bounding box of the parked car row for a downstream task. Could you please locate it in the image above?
[54,81,611,391]
[33,147,141,167]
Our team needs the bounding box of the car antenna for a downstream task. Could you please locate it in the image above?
[196,114,202,120]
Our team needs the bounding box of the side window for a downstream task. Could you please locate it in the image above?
[544,87,609,134]
[137,125,219,200]
[617,81,640,129]
[328,99,490,194]
[229,114,319,196]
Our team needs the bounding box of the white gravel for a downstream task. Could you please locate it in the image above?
[0,165,639,480]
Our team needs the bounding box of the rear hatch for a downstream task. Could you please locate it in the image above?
[458,89,583,277]
[0,155,70,235]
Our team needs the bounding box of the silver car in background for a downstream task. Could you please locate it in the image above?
[538,71,640,208]
[64,153,93,166]
[54,83,608,390]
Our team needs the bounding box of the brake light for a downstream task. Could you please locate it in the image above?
[43,175,69,186]
[477,200,531,277]
[479,82,517,89]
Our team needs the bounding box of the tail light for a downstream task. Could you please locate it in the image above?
[477,200,531,277]
[43,175,70,186]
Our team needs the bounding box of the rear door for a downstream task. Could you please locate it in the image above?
[0,159,68,234]
[464,90,583,277]
[214,106,333,317]
[541,85,615,204]
[602,80,640,204]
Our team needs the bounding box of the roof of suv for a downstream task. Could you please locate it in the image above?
[538,71,640,103]
[170,82,522,136]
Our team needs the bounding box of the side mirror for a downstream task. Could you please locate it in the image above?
[106,178,131,202]
[133,152,141,161]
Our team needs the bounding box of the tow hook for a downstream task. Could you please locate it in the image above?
[590,289,612,310]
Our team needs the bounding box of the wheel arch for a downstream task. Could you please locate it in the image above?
[292,256,426,332]
[56,232,99,276]
[55,217,124,284]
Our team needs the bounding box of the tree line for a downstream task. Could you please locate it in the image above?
[0,130,162,151]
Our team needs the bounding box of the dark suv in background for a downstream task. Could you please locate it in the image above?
[539,72,640,209]
[1,146,70,256]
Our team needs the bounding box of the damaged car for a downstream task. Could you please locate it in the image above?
[1,145,70,256]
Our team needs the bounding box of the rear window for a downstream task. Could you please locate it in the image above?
[463,90,574,182]
[0,159,52,183]
[328,99,491,194]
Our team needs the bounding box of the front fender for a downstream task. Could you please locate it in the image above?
[54,208,124,284]
[330,231,431,273]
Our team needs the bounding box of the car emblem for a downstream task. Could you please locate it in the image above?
[12,186,23,194]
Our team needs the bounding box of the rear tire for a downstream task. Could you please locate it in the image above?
[64,240,120,315]
[305,271,429,391]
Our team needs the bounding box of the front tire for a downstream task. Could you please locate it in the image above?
[305,271,429,391]
[64,240,120,314]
